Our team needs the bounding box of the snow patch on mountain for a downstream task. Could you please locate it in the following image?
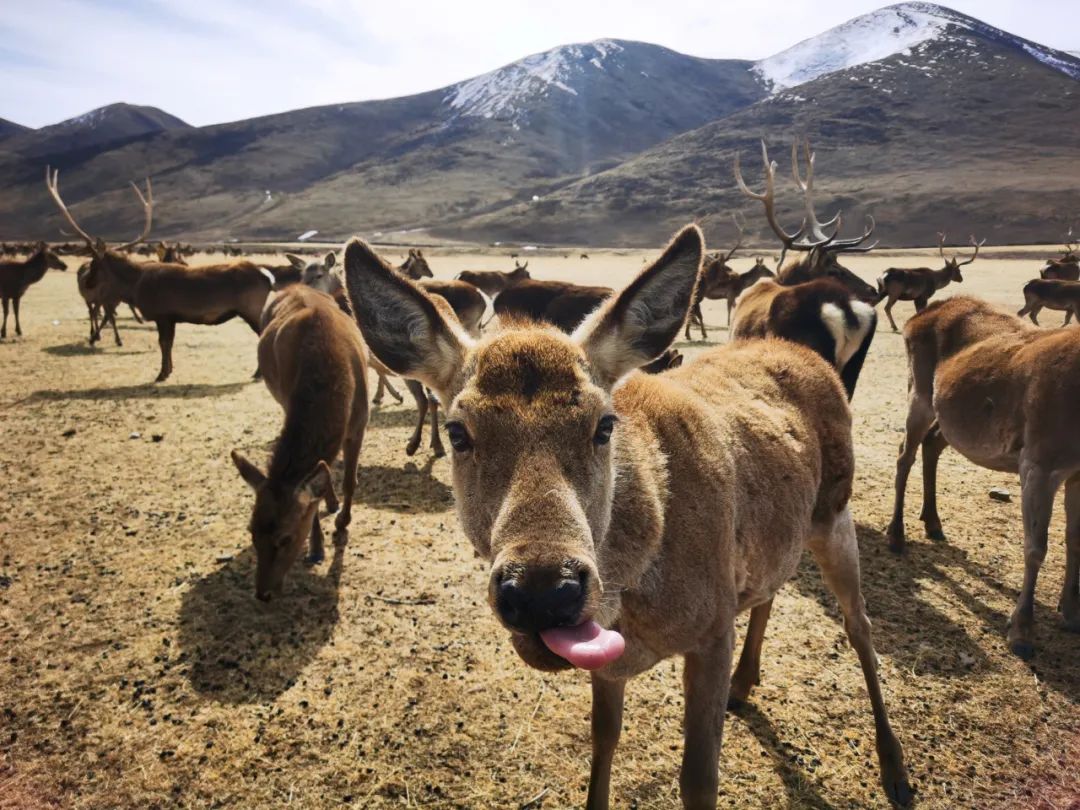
[445,40,624,121]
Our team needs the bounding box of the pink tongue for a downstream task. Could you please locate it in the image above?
[539,621,625,670]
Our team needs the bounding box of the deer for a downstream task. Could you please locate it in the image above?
[46,167,275,382]
[1039,229,1079,281]
[1017,278,1080,326]
[455,260,531,297]
[155,242,187,264]
[493,279,613,333]
[0,242,67,338]
[684,218,744,341]
[730,278,876,400]
[686,254,775,340]
[231,284,368,601]
[735,139,879,304]
[343,224,911,809]
[885,295,1080,659]
[876,233,985,331]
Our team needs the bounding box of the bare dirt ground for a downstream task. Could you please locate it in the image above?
[1,247,1077,809]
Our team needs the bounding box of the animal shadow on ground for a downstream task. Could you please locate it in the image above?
[178,546,344,704]
[28,381,251,402]
[354,459,453,513]
[42,341,152,357]
[793,523,1080,701]
[367,406,429,430]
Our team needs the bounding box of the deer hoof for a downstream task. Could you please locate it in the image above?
[925,527,946,542]
[332,528,349,548]
[304,549,325,566]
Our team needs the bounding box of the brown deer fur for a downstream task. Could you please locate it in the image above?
[1017,278,1080,326]
[231,284,368,601]
[342,225,910,809]
[876,234,984,331]
[455,260,530,296]
[493,279,613,333]
[1040,231,1079,281]
[731,278,877,400]
[687,257,774,339]
[0,243,67,338]
[885,296,1080,659]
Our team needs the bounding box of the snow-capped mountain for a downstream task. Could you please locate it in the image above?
[754,2,1080,88]
[4,103,190,160]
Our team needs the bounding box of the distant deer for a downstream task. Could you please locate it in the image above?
[886,296,1080,659]
[231,284,368,601]
[686,252,775,340]
[155,242,187,264]
[343,225,910,809]
[1039,228,1079,281]
[46,168,275,382]
[455,260,530,297]
[0,242,67,338]
[1017,278,1080,326]
[493,279,613,333]
[735,139,879,303]
[876,233,985,331]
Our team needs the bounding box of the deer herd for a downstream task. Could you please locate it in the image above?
[0,143,1076,809]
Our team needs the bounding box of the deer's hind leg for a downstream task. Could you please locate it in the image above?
[1,297,8,338]
[586,675,625,810]
[1061,473,1080,632]
[333,426,365,546]
[886,388,936,552]
[404,379,428,456]
[919,423,949,540]
[1009,459,1060,659]
[810,509,911,807]
[427,390,445,457]
[728,598,772,709]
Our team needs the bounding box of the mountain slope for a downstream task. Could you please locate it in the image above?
[0,117,29,141]
[0,41,764,241]
[4,103,191,160]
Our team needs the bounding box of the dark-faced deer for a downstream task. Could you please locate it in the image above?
[231,284,368,601]
[343,225,910,809]
[1017,278,1080,326]
[886,296,1080,659]
[455,260,530,297]
[46,168,274,382]
[876,233,985,331]
[1040,229,1079,281]
[731,278,876,400]
[735,140,879,304]
[0,241,67,338]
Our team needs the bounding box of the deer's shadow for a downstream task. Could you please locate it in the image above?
[177,546,344,704]
[354,460,453,513]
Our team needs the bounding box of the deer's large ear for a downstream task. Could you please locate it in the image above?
[343,238,470,397]
[285,253,306,271]
[324,252,336,269]
[231,450,266,490]
[574,225,703,388]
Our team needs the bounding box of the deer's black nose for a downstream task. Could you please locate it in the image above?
[495,568,587,633]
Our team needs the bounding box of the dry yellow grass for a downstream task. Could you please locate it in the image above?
[0,247,1077,809]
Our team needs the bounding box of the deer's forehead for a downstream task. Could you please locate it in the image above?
[458,332,600,413]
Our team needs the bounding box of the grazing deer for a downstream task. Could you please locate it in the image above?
[885,296,1080,659]
[1017,278,1080,326]
[0,242,67,338]
[876,233,985,331]
[231,284,368,601]
[46,168,274,382]
[735,140,878,303]
[731,278,876,400]
[343,225,910,809]
[1040,229,1079,281]
[493,279,613,333]
[455,260,530,297]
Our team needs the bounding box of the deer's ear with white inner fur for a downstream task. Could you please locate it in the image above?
[324,252,336,269]
[343,238,469,397]
[574,225,703,388]
[285,253,306,271]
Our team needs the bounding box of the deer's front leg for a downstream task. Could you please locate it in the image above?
[585,675,625,810]
[680,629,734,810]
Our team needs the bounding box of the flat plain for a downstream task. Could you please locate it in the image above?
[1,246,1077,809]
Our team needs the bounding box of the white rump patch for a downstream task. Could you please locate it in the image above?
[257,267,276,286]
[821,301,874,369]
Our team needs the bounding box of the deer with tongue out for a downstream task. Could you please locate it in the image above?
[343,226,910,809]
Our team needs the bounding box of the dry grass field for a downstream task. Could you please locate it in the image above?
[1,246,1078,809]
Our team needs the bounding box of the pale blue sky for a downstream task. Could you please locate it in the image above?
[1,0,1075,128]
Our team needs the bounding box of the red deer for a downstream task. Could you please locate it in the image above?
[731,278,876,400]
[685,219,744,340]
[1040,229,1079,281]
[686,255,775,340]
[343,225,910,809]
[735,140,878,303]
[1017,278,1080,326]
[0,242,67,338]
[455,260,530,296]
[876,233,985,331]
[155,242,188,264]
[493,279,613,333]
[885,296,1080,659]
[231,284,368,601]
[46,168,275,382]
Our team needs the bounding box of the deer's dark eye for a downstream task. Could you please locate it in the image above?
[446,421,472,453]
[593,415,617,446]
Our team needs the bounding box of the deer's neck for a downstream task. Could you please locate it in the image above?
[268,372,348,487]
[22,252,49,284]
[932,267,954,290]
[106,253,145,291]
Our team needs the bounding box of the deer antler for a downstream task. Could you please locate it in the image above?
[722,212,746,263]
[45,167,96,246]
[954,234,985,267]
[114,178,154,251]
[1064,226,1077,256]
[791,138,840,241]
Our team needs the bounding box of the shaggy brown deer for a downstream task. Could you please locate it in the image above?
[46,168,275,382]
[1040,229,1079,281]
[231,284,368,601]
[1017,278,1080,326]
[343,225,910,809]
[455,260,530,296]
[885,296,1080,659]
[731,278,876,400]
[876,233,985,331]
[735,140,878,303]
[0,242,67,338]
